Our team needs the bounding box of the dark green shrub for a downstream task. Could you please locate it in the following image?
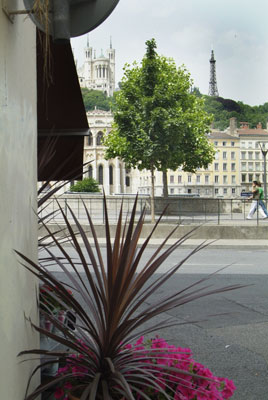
[70,177,100,193]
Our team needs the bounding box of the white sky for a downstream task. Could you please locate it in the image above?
[71,0,268,106]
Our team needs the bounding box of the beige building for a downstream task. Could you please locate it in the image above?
[209,130,240,197]
[137,128,240,198]
[236,121,268,192]
[84,109,134,194]
[83,110,268,199]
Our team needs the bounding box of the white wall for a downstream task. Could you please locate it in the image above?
[0,1,39,398]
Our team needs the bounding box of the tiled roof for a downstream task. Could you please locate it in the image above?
[238,129,268,136]
[209,131,239,140]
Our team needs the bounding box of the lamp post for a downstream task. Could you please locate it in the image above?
[258,142,268,206]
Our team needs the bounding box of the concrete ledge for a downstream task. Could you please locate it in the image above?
[40,222,268,240]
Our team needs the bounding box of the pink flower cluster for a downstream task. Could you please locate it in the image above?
[126,336,236,400]
[54,354,89,400]
[54,336,236,400]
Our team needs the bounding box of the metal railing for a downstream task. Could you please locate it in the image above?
[38,194,268,226]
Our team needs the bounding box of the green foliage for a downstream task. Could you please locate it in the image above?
[104,39,215,179]
[81,88,115,111]
[70,177,100,193]
[194,91,268,130]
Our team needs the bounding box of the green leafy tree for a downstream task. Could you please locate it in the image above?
[104,39,215,219]
[70,177,100,193]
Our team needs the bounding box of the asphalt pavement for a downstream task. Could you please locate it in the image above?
[45,242,268,400]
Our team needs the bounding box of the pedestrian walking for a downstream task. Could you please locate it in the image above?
[256,181,268,217]
[247,181,267,219]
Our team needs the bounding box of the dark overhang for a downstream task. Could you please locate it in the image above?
[37,29,89,181]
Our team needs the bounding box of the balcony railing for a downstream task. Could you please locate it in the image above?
[38,194,267,226]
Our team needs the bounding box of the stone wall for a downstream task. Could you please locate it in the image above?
[0,3,38,398]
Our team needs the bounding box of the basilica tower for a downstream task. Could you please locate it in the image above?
[77,35,116,96]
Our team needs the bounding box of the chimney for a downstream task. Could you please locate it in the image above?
[229,117,237,136]
[240,122,249,129]
[257,122,262,129]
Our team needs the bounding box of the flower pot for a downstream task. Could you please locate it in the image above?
[68,390,124,400]
[68,390,80,400]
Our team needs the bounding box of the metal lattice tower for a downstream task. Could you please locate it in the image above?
[208,50,219,96]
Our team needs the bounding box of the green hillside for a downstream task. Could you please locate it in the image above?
[203,95,268,131]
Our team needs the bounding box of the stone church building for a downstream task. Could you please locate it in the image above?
[84,108,136,195]
[77,35,115,97]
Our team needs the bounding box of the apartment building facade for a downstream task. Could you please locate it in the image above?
[84,112,268,198]
[238,122,268,192]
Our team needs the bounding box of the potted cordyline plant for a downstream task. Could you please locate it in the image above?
[17,196,240,400]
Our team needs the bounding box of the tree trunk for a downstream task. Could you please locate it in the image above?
[150,165,155,223]
[162,170,168,199]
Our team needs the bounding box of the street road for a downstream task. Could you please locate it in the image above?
[44,245,268,274]
[43,246,268,399]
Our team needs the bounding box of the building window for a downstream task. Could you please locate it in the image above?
[98,165,103,184]
[241,162,247,171]
[188,188,192,194]
[215,152,219,160]
[97,131,104,145]
[196,175,201,183]
[248,151,253,160]
[170,175,174,183]
[248,162,254,172]
[170,188,174,194]
[88,165,93,178]
[109,165,113,185]
[241,174,246,183]
[223,163,227,171]
[223,188,228,194]
[223,175,227,184]
[214,163,219,171]
[248,142,253,148]
[178,175,182,183]
[188,175,191,183]
[214,141,218,146]
[255,152,260,160]
[222,141,226,146]
[248,174,253,182]
[231,152,235,160]
[215,175,219,183]
[88,132,93,146]
[205,175,209,184]
[232,188,236,194]
[215,188,219,194]
[241,152,246,160]
[232,175,236,184]
[205,189,209,195]
[231,141,235,147]
[255,174,260,182]
[223,151,227,159]
[231,163,235,171]
[241,142,246,148]
[125,176,130,187]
